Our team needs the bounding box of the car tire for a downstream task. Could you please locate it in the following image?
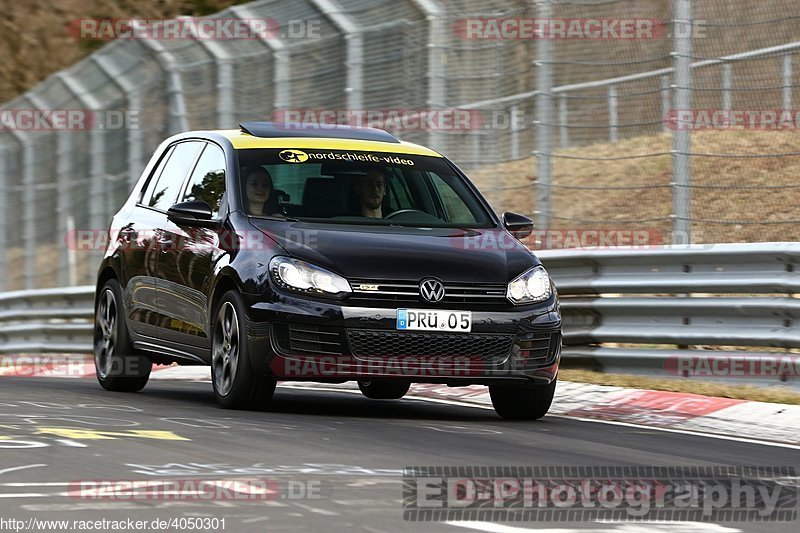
[211,290,276,410]
[357,380,411,400]
[94,279,152,393]
[489,378,557,420]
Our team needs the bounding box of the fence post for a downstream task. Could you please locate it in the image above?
[137,27,190,134]
[409,0,445,151]
[179,16,235,129]
[57,73,108,274]
[783,53,793,110]
[559,95,568,148]
[535,0,554,233]
[0,144,7,291]
[310,0,363,112]
[672,0,693,244]
[608,85,618,143]
[230,5,290,112]
[661,74,671,132]
[92,54,145,188]
[56,131,73,287]
[722,62,732,111]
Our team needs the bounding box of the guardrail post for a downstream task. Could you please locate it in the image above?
[535,0,554,233]
[672,0,693,244]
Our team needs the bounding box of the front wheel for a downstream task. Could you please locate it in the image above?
[489,378,557,420]
[211,290,276,410]
[94,279,151,392]
[357,380,411,400]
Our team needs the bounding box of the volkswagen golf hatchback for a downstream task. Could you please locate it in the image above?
[94,122,561,419]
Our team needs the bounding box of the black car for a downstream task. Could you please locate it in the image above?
[94,122,561,419]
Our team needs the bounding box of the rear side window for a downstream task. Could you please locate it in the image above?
[181,143,227,218]
[142,141,204,211]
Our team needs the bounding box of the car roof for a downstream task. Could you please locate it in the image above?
[211,128,443,157]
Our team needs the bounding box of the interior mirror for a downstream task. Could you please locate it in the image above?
[503,212,534,240]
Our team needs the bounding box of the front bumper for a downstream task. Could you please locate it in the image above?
[243,292,561,385]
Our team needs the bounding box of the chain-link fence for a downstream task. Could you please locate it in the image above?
[1,0,799,291]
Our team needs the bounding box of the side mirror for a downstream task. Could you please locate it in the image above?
[503,212,534,240]
[167,200,215,225]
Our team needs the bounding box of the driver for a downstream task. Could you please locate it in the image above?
[353,168,387,218]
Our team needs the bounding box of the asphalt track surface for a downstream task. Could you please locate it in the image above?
[0,377,796,533]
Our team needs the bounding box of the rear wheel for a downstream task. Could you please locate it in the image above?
[94,279,151,392]
[211,290,276,410]
[357,380,411,400]
[489,378,557,420]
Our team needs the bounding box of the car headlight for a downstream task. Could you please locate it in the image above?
[269,257,352,297]
[506,266,551,305]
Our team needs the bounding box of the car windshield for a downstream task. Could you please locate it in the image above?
[236,148,494,228]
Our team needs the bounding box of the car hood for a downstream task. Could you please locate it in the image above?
[248,220,539,283]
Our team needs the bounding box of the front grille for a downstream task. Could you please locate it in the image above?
[272,323,345,356]
[348,279,507,305]
[347,329,514,362]
[515,330,561,368]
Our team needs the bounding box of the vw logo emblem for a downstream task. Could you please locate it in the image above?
[419,279,445,303]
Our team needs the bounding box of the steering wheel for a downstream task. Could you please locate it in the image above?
[385,208,428,219]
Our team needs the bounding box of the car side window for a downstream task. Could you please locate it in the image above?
[181,143,226,218]
[143,141,204,211]
[139,145,175,204]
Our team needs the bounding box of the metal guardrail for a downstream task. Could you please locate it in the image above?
[0,286,93,354]
[0,243,798,386]
[537,242,800,386]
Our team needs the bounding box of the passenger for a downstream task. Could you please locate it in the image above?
[243,166,275,215]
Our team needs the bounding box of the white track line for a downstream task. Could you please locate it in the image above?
[279,384,800,450]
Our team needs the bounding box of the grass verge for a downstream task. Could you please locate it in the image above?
[560,369,800,405]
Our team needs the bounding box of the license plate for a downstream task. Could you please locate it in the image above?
[396,309,472,332]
